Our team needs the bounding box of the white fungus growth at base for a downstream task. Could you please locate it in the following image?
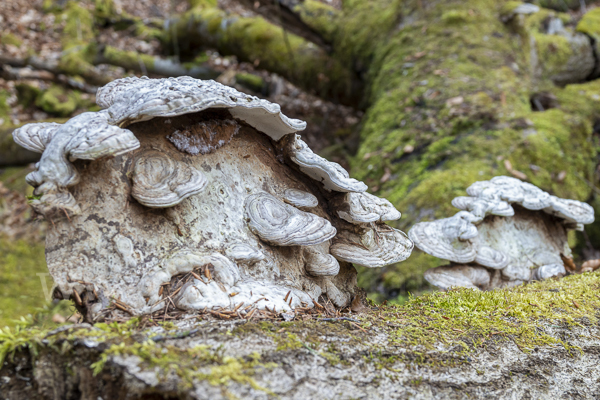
[409,176,594,290]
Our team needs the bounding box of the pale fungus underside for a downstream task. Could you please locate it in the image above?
[11,76,413,322]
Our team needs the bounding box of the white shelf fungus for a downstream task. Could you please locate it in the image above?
[409,177,594,290]
[12,76,413,319]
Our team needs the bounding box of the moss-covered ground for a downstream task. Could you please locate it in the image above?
[0,239,51,326]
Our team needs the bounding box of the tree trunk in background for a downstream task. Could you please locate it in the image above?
[341,1,600,297]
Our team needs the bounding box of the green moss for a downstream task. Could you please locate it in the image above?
[1,316,277,396]
[538,0,582,12]
[173,6,356,102]
[0,33,22,47]
[102,45,155,71]
[94,0,118,20]
[15,83,42,108]
[576,8,600,38]
[134,21,163,40]
[345,0,598,299]
[274,332,304,351]
[441,10,471,24]
[0,90,10,127]
[0,238,54,328]
[331,0,401,69]
[35,85,81,117]
[358,250,439,304]
[2,271,599,386]
[62,1,95,49]
[510,109,595,200]
[374,271,600,354]
[42,0,65,13]
[57,2,100,81]
[500,1,528,17]
[188,0,217,7]
[532,32,573,76]
[0,167,35,195]
[293,0,339,43]
[235,73,266,93]
[91,340,275,395]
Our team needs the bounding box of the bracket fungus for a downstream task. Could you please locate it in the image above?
[12,76,413,320]
[409,177,594,290]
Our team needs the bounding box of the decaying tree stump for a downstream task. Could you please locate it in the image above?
[11,76,413,321]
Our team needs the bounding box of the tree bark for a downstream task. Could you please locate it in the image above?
[2,317,600,399]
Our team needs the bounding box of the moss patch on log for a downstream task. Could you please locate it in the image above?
[577,8,600,37]
[235,73,266,94]
[0,90,11,128]
[1,270,599,392]
[35,85,82,117]
[167,5,362,105]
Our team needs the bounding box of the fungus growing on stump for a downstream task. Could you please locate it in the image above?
[12,76,413,320]
[409,176,594,290]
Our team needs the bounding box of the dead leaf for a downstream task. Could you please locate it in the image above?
[426,90,440,99]
[581,259,600,273]
[504,160,527,180]
[445,96,464,107]
[350,295,370,314]
[380,167,392,183]
[509,169,528,180]
[52,313,66,324]
[560,254,577,272]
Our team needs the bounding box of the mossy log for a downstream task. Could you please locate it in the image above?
[343,1,600,296]
[164,5,363,106]
[2,272,600,399]
[0,129,39,166]
[96,45,220,80]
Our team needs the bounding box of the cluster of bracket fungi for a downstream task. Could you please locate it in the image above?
[409,176,595,290]
[12,77,597,319]
[12,76,413,320]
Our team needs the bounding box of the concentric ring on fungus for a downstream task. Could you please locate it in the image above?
[244,192,336,246]
[131,150,208,208]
